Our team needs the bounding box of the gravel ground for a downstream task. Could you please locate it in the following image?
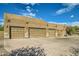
[0,37,79,56]
[0,39,8,55]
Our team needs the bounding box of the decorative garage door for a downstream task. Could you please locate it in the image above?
[48,29,56,37]
[29,28,46,37]
[10,26,25,39]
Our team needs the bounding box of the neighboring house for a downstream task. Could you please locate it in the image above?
[4,13,67,39]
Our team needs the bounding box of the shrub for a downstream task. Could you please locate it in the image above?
[70,47,79,56]
[3,47,46,56]
[0,25,4,31]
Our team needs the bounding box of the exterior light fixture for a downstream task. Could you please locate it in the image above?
[26,22,29,24]
[7,19,10,22]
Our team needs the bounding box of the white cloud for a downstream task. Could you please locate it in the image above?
[21,3,38,6]
[48,21,79,27]
[62,3,78,7]
[21,13,28,16]
[48,21,79,26]
[26,6,31,9]
[21,12,36,17]
[26,8,31,12]
[19,3,39,17]
[30,3,36,6]
[0,22,4,26]
[0,19,4,26]
[30,3,40,6]
[25,6,32,12]
[19,6,36,17]
[69,21,79,26]
[29,13,36,17]
[48,21,67,25]
[56,3,79,15]
[70,15,74,18]
[48,21,57,24]
[19,3,40,18]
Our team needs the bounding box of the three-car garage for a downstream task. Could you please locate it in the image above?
[4,13,66,39]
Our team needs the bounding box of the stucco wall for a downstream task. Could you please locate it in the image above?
[0,31,4,39]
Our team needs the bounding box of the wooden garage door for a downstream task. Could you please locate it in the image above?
[48,29,56,37]
[10,26,25,39]
[29,28,46,37]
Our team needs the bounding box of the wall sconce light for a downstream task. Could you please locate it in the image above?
[7,19,10,22]
[26,22,29,24]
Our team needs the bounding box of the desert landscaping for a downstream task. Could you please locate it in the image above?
[0,36,79,56]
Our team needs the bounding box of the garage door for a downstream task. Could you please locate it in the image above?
[10,26,25,39]
[29,28,46,37]
[48,29,56,37]
[57,30,63,37]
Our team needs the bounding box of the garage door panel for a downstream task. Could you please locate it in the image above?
[30,28,46,37]
[48,29,56,37]
[10,26,25,39]
[57,30,63,36]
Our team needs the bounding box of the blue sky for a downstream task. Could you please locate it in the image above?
[0,3,79,26]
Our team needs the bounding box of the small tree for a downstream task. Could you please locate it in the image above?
[66,26,77,35]
[66,27,72,35]
[0,25,4,31]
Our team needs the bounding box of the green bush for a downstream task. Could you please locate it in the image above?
[70,47,79,56]
[66,26,79,35]
[0,25,4,31]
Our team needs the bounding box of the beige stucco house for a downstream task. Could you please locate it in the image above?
[4,13,67,39]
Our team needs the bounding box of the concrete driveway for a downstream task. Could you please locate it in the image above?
[3,37,79,56]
